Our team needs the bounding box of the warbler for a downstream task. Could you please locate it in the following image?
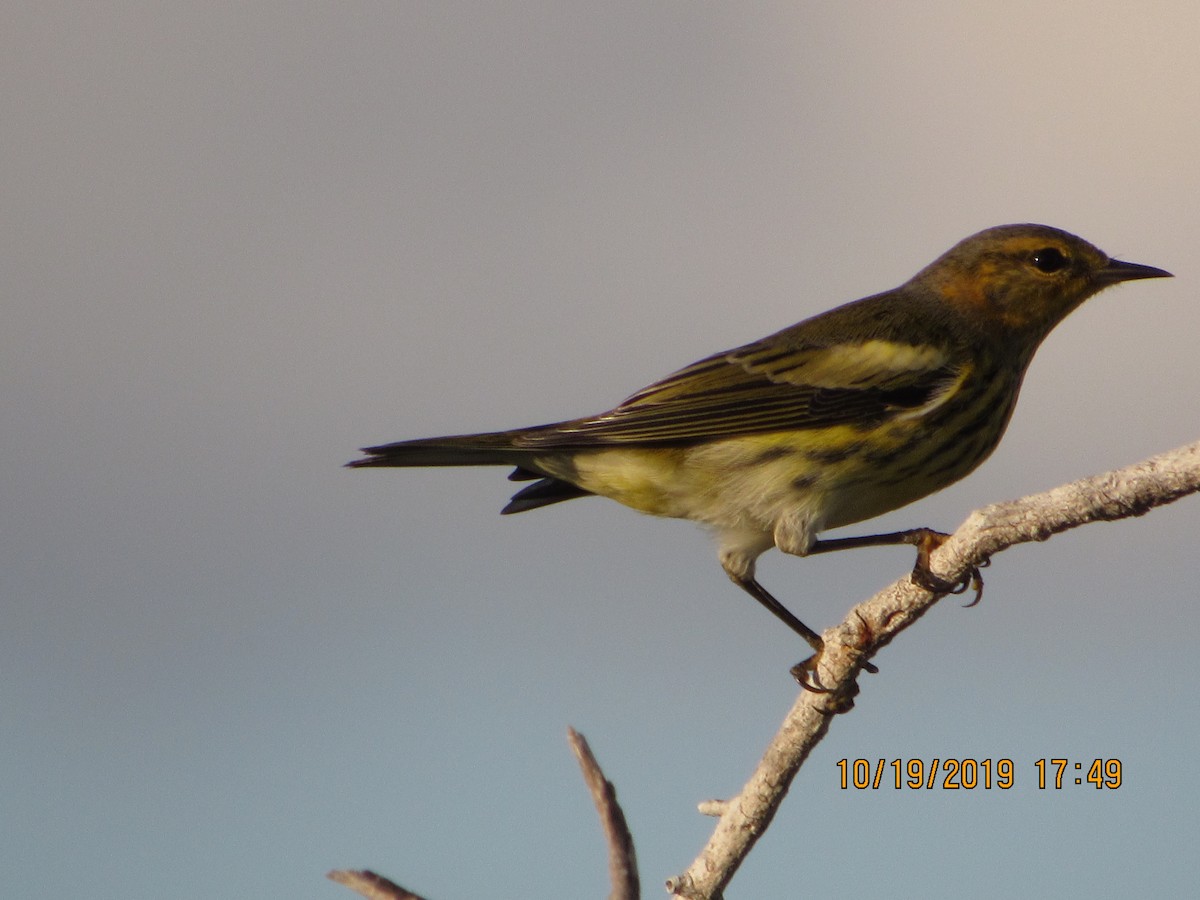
[349,224,1169,683]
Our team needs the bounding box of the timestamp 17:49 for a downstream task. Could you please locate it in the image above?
[835,758,1122,790]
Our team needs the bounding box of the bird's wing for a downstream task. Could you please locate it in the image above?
[513,336,964,448]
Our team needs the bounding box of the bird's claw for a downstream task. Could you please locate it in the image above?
[790,651,829,693]
[906,529,987,606]
[910,560,985,606]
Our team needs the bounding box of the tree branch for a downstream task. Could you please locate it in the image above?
[328,869,428,900]
[568,727,640,900]
[666,438,1200,899]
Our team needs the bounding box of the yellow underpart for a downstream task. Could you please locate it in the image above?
[561,446,691,517]
[558,424,874,528]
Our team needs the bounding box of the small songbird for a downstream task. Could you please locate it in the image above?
[349,224,1170,684]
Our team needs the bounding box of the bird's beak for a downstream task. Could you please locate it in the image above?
[1097,258,1173,285]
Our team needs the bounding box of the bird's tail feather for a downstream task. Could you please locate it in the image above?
[347,428,596,514]
[346,431,532,469]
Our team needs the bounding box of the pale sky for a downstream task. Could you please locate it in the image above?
[4,4,1200,898]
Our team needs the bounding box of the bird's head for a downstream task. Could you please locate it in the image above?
[913,223,1171,345]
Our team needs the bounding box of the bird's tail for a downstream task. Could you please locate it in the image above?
[347,428,594,514]
[346,430,532,469]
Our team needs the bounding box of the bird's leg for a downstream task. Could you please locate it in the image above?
[729,574,829,692]
[808,528,985,604]
[732,574,822,651]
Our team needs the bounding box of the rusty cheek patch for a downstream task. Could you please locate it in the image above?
[935,257,1058,333]
[933,257,1001,317]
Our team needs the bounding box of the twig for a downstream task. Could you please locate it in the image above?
[327,869,428,900]
[569,727,640,900]
[667,438,1200,899]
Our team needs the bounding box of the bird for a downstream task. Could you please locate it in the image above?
[348,224,1170,685]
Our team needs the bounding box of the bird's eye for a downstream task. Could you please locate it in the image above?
[1031,247,1068,273]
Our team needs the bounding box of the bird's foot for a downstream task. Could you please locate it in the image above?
[907,528,987,606]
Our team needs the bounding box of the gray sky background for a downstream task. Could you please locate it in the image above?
[5,3,1200,898]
